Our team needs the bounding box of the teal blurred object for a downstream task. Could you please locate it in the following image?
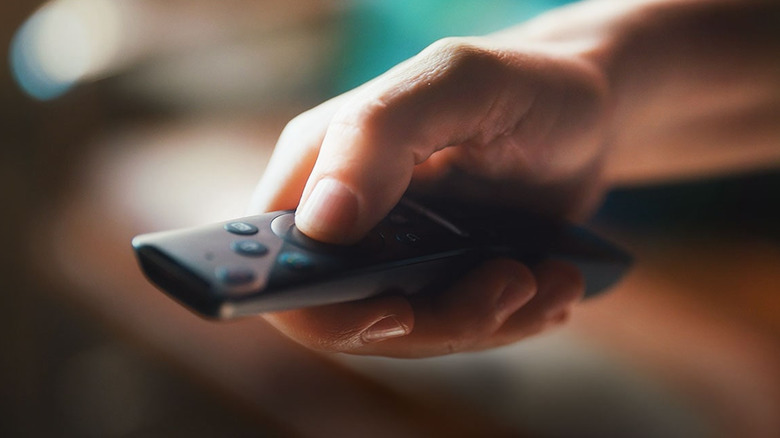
[336,0,576,92]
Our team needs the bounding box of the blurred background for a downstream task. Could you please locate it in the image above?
[2,0,779,437]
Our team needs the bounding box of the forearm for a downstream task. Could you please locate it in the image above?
[501,0,780,186]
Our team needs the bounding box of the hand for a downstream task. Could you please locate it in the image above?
[248,36,608,357]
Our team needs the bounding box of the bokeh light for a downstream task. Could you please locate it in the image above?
[10,0,122,100]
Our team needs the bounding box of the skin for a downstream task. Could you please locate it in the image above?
[247,0,780,357]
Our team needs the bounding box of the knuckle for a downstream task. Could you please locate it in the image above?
[266,310,365,353]
[422,37,505,82]
[436,315,490,354]
[282,109,317,136]
[437,260,539,355]
[423,37,487,66]
[325,93,392,145]
[330,98,387,132]
[322,37,506,149]
[443,336,473,355]
[445,314,499,354]
[312,328,364,353]
[277,109,325,150]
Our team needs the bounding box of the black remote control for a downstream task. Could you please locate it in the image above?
[132,197,631,319]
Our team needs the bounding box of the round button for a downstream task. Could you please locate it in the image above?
[272,214,335,251]
[270,213,295,238]
[215,266,256,285]
[231,240,268,257]
[277,252,314,271]
[271,213,384,254]
[271,214,343,251]
[224,221,258,235]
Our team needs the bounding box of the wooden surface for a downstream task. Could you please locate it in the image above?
[27,114,780,437]
[573,231,780,436]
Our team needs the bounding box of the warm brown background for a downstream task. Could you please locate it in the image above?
[2,1,779,437]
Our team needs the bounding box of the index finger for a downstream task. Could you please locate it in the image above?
[294,38,537,243]
[247,93,350,214]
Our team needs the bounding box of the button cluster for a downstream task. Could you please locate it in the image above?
[214,202,447,287]
[217,221,267,285]
[217,218,321,286]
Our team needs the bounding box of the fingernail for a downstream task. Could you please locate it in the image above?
[296,178,358,242]
[361,315,409,343]
[495,279,535,322]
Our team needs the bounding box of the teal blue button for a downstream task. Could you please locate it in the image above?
[278,252,314,271]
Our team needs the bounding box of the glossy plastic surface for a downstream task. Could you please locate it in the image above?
[132,197,632,319]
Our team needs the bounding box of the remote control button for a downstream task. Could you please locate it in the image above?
[231,240,268,257]
[278,252,314,271]
[289,226,337,251]
[215,266,256,285]
[270,213,295,238]
[395,231,423,247]
[271,213,384,254]
[224,222,258,235]
[272,214,331,250]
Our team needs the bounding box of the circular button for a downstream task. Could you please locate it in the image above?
[271,213,384,254]
[270,213,295,238]
[231,240,268,257]
[272,214,345,252]
[215,266,255,285]
[224,221,258,235]
[277,252,314,271]
[272,214,333,250]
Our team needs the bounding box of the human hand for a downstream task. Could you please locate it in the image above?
[248,36,608,357]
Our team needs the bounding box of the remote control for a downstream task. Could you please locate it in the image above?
[132,197,631,319]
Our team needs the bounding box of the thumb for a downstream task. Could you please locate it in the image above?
[294,38,530,243]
